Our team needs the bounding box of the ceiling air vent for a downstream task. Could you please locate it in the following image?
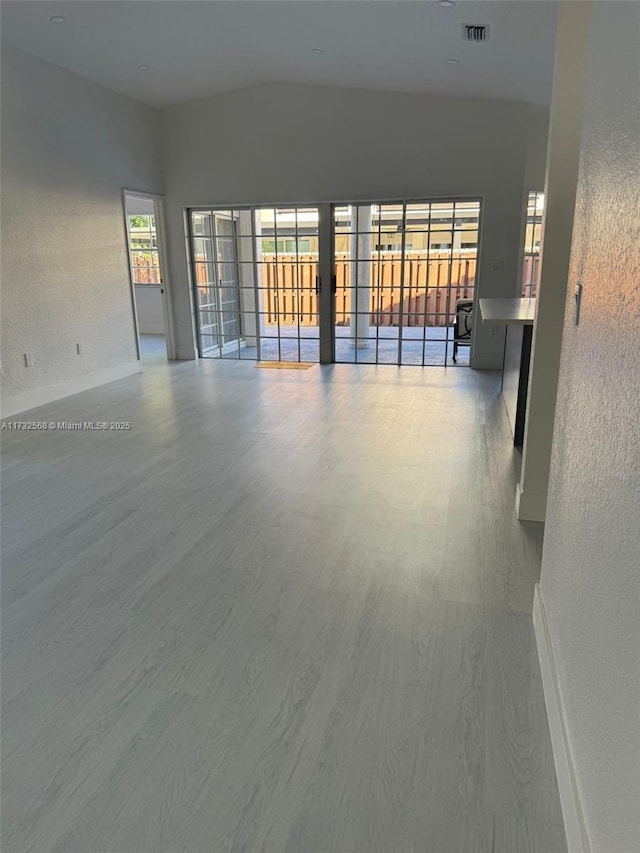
[462,23,490,42]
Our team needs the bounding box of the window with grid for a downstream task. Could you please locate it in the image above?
[522,191,544,298]
[128,215,161,284]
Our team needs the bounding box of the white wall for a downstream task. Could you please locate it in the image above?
[0,49,162,416]
[540,2,640,850]
[516,2,592,523]
[160,83,549,362]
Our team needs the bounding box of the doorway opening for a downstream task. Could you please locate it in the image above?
[123,192,172,364]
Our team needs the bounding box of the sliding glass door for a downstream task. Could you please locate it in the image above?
[189,198,481,366]
[189,207,321,362]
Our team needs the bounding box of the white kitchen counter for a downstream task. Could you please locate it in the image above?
[479,298,536,326]
[478,298,536,446]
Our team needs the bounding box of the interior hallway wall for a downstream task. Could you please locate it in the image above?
[539,2,640,850]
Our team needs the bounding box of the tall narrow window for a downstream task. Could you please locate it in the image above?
[522,191,544,299]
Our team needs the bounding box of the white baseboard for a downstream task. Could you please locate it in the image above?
[176,347,196,360]
[533,585,590,853]
[1,361,142,418]
[515,482,546,522]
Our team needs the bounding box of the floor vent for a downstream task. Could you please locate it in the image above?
[462,23,490,42]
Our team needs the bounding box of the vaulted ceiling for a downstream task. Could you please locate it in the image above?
[1,1,559,107]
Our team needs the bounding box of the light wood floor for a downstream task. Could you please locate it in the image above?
[1,352,566,852]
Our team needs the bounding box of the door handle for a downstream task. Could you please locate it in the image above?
[315,276,336,295]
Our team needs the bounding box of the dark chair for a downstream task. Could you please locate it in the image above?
[453,299,473,362]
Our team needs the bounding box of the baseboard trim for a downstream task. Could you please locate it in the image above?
[515,482,546,522]
[533,584,590,853]
[176,347,196,360]
[1,361,142,418]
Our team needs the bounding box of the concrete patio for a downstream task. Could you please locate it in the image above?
[204,325,470,366]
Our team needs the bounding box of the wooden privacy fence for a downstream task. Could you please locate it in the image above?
[522,254,540,297]
[131,252,161,284]
[262,252,477,327]
[193,252,540,326]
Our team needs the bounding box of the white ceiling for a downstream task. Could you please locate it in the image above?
[1,1,559,108]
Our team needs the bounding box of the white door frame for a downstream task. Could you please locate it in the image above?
[122,189,176,361]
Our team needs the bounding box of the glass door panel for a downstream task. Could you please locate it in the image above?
[333,199,481,366]
[255,207,320,362]
[189,206,321,362]
[190,212,219,355]
[214,215,242,354]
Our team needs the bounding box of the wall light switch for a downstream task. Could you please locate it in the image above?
[574,282,583,326]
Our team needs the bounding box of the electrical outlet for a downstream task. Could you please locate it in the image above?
[492,260,504,271]
[24,352,34,368]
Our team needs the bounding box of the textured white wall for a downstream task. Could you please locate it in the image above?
[1,49,162,416]
[540,2,640,851]
[160,83,549,362]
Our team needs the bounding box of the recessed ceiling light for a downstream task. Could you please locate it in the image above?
[49,15,66,24]
[446,58,460,64]
[137,65,151,71]
[437,1,456,8]
[311,49,325,55]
